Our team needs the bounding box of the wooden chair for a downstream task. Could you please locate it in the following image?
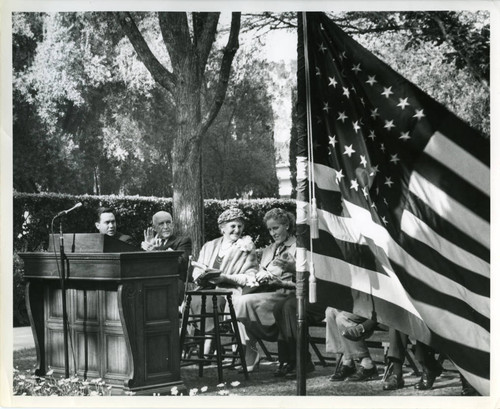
[179,261,249,383]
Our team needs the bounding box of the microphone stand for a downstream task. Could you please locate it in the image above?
[59,218,70,378]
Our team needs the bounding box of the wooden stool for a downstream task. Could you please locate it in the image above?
[179,288,248,383]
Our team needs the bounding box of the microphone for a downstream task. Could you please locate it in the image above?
[55,202,83,218]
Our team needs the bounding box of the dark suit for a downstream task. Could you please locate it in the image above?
[154,235,192,304]
[115,232,137,247]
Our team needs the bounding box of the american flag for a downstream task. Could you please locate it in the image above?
[296,12,489,394]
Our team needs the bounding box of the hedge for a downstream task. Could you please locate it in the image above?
[13,192,296,326]
[13,192,296,251]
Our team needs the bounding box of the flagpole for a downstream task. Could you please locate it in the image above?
[295,11,308,396]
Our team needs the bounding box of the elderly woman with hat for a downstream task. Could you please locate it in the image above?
[192,207,258,287]
[189,207,259,354]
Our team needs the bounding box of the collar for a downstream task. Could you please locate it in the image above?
[281,235,296,247]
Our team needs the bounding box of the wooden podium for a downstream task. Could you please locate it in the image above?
[19,234,184,395]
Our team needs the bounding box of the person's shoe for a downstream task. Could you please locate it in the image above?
[414,365,442,390]
[461,383,480,396]
[329,364,356,381]
[240,344,260,373]
[383,374,404,390]
[274,362,294,377]
[460,375,480,396]
[273,362,285,377]
[346,365,378,382]
[285,360,315,378]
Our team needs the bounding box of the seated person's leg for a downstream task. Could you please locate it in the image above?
[414,341,442,390]
[325,308,344,355]
[330,311,377,382]
[383,328,407,390]
[273,294,296,377]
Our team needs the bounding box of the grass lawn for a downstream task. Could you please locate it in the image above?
[13,346,463,396]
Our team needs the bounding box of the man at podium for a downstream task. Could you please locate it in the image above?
[141,211,192,304]
[95,206,136,247]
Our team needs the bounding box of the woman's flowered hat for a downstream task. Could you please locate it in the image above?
[217,207,246,225]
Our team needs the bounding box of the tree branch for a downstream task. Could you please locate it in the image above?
[426,12,489,89]
[194,13,220,75]
[158,12,192,74]
[114,12,176,93]
[197,12,241,138]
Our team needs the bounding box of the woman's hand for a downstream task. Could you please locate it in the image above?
[256,269,273,283]
[210,275,228,285]
[271,258,295,273]
[266,276,296,289]
[246,276,259,287]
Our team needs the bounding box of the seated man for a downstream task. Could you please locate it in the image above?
[95,206,136,246]
[326,308,378,382]
[383,328,442,391]
[141,211,192,304]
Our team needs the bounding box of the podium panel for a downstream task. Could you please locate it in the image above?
[20,237,184,395]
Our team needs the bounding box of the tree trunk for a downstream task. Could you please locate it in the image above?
[93,166,101,195]
[171,60,204,257]
[115,11,240,256]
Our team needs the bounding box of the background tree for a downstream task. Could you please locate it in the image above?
[13,10,489,255]
[202,56,279,199]
[113,12,241,254]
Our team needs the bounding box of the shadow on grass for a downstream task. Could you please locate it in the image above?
[13,348,463,396]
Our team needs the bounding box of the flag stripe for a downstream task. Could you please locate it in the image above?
[391,262,490,334]
[315,186,344,216]
[316,206,361,243]
[314,279,490,382]
[409,171,490,248]
[399,229,489,297]
[415,153,489,222]
[424,131,490,195]
[455,367,489,397]
[314,277,430,339]
[314,160,490,264]
[312,228,381,273]
[315,276,490,381]
[401,210,490,280]
[406,192,490,262]
[436,114,489,167]
[313,163,341,192]
[410,300,490,371]
[344,200,490,319]
[311,252,421,318]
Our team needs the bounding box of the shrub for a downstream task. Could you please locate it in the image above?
[13,368,114,396]
[13,253,29,327]
[13,192,295,251]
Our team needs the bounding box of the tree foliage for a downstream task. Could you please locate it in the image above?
[13,11,490,252]
[13,12,279,203]
[202,57,279,199]
[244,11,489,90]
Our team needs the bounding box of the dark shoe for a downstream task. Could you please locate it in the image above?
[285,360,315,378]
[329,364,356,381]
[461,384,480,396]
[460,375,480,396]
[414,365,442,390]
[346,365,378,382]
[342,320,377,342]
[274,362,295,378]
[383,374,404,390]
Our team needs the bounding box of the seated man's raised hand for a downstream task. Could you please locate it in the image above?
[141,226,157,251]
